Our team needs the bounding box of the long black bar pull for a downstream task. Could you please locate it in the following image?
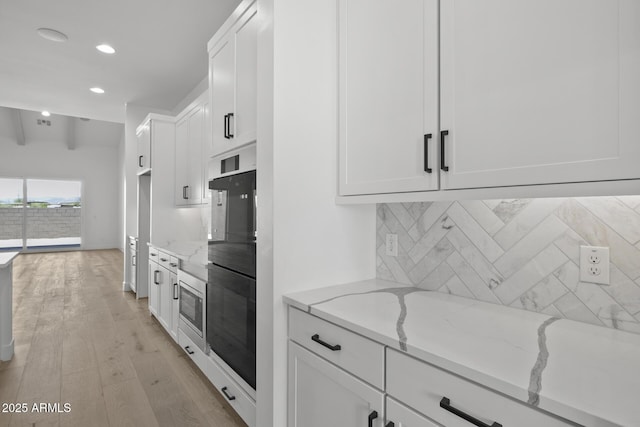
[368,410,378,427]
[440,130,449,172]
[424,134,433,173]
[227,113,234,138]
[440,397,502,427]
[311,334,341,351]
[224,114,229,139]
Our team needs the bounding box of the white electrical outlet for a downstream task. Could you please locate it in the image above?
[579,246,610,285]
[385,234,398,257]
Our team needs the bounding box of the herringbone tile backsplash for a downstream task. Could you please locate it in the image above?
[376,197,640,334]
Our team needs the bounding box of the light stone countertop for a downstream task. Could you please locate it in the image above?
[0,252,19,268]
[148,240,208,266]
[284,278,640,427]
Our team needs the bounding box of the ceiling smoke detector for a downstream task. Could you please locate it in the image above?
[37,28,68,43]
[37,119,51,126]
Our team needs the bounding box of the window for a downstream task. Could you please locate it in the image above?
[0,178,82,250]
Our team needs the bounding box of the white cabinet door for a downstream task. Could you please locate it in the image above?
[158,266,171,331]
[148,260,159,317]
[386,397,439,427]
[209,1,257,157]
[174,117,190,206]
[288,341,384,427]
[136,122,151,175]
[234,9,257,146]
[210,39,236,157]
[440,0,640,189]
[338,0,439,196]
[170,272,178,341]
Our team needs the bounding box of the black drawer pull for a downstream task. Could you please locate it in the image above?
[150,253,157,257]
[160,258,168,262]
[221,386,236,401]
[170,262,178,268]
[138,155,143,168]
[153,270,160,285]
[184,346,194,355]
[368,410,378,427]
[424,133,432,173]
[385,423,394,427]
[440,397,502,427]
[173,283,178,300]
[440,130,449,172]
[311,334,341,351]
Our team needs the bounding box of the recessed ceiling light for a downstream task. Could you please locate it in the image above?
[90,87,105,94]
[41,111,51,117]
[96,44,115,54]
[37,28,68,42]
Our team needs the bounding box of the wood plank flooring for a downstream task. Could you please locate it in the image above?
[0,250,247,427]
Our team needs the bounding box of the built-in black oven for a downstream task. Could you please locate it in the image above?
[207,168,256,389]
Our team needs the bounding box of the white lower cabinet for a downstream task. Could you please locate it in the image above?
[288,341,384,427]
[148,259,159,317]
[385,397,439,427]
[148,247,179,341]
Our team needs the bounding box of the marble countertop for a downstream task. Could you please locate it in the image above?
[148,240,208,266]
[0,252,19,268]
[284,279,640,427]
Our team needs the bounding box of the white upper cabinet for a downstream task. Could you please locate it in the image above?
[440,0,640,190]
[338,0,439,196]
[136,121,151,175]
[209,1,257,158]
[338,0,640,197]
[175,95,207,206]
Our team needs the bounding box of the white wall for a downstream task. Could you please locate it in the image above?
[0,136,120,250]
[256,0,376,424]
[117,129,125,252]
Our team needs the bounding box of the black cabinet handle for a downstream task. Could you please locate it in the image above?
[170,262,178,268]
[440,130,449,172]
[368,410,378,427]
[440,397,502,427]
[311,334,341,351]
[182,185,189,200]
[184,346,194,355]
[424,133,433,173]
[138,155,143,168]
[173,283,178,300]
[224,114,229,139]
[132,255,136,266]
[154,270,160,285]
[221,386,236,401]
[160,257,168,262]
[227,113,234,138]
[385,423,394,427]
[150,253,157,257]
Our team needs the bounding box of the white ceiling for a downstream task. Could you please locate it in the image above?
[0,107,124,148]
[0,0,241,124]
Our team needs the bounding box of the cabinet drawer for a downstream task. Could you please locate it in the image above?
[169,256,179,274]
[387,348,573,427]
[158,251,172,271]
[149,246,159,261]
[289,307,384,389]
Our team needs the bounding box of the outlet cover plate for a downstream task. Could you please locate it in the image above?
[385,234,398,257]
[579,245,610,285]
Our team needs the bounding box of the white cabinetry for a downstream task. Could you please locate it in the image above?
[136,121,151,175]
[208,0,257,157]
[127,237,137,293]
[339,0,640,197]
[288,342,384,427]
[175,94,207,206]
[148,258,159,317]
[148,246,179,340]
[385,397,439,427]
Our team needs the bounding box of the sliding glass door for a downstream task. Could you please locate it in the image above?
[0,177,82,251]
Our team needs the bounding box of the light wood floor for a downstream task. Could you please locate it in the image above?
[0,250,247,427]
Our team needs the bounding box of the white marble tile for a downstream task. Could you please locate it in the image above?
[553,261,581,293]
[510,275,568,313]
[557,199,640,280]
[494,215,568,278]
[407,201,452,242]
[482,199,502,210]
[407,237,454,284]
[494,245,568,305]
[446,251,500,304]
[438,275,474,299]
[446,202,504,262]
[552,229,587,264]
[576,196,640,245]
[459,200,505,236]
[387,203,417,231]
[406,202,432,221]
[418,261,456,291]
[494,198,566,250]
[616,195,640,210]
[378,204,416,252]
[603,266,640,317]
[407,213,454,264]
[446,227,504,289]
[541,304,564,318]
[491,199,532,223]
[572,281,637,328]
[553,292,603,326]
[376,244,412,285]
[377,255,396,282]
